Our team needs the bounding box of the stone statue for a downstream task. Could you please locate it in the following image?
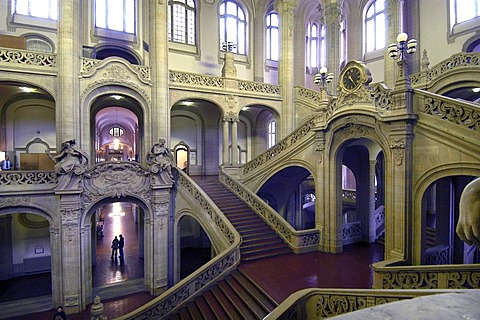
[47,139,89,175]
[456,178,480,248]
[47,140,89,189]
[146,138,174,178]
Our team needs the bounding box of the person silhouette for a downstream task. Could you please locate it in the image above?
[111,236,119,258]
[1,155,12,170]
[118,234,125,259]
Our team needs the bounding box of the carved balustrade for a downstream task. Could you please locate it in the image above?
[263,288,462,319]
[241,114,319,176]
[372,258,480,289]
[219,170,320,253]
[410,52,480,87]
[342,221,362,245]
[416,90,480,131]
[0,170,56,193]
[0,47,56,68]
[425,245,452,265]
[122,170,241,320]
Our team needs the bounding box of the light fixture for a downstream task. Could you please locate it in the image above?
[388,32,417,61]
[111,95,122,100]
[472,88,480,93]
[314,67,334,88]
[19,86,36,93]
[221,41,237,52]
[183,101,194,106]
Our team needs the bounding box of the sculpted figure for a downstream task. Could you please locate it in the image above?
[47,139,89,175]
[456,178,480,248]
[146,138,174,177]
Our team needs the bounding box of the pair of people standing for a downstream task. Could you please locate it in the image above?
[111,234,125,259]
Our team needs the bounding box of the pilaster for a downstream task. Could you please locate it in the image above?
[57,0,82,145]
[150,0,170,148]
[275,0,297,138]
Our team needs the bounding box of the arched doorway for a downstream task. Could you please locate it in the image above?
[177,215,212,280]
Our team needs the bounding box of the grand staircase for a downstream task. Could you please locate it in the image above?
[194,176,291,262]
[166,176,292,319]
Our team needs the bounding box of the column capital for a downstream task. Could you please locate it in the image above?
[274,0,297,16]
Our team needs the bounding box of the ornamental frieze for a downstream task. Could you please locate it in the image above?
[82,161,151,207]
[0,196,30,207]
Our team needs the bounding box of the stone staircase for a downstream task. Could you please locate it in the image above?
[165,176,292,319]
[194,176,291,262]
[167,269,277,320]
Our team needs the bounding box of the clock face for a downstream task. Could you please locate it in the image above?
[342,67,362,91]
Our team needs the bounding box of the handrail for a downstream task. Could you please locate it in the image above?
[264,287,465,319]
[414,89,480,131]
[219,170,320,253]
[371,258,480,289]
[118,170,242,320]
[241,114,319,176]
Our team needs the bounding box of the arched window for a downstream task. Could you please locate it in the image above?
[268,120,276,148]
[168,0,196,45]
[219,0,247,55]
[450,0,480,36]
[364,0,385,53]
[306,22,325,71]
[266,11,279,61]
[12,0,57,20]
[95,0,136,34]
[452,0,479,23]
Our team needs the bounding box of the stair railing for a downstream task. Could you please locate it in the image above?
[219,170,320,253]
[371,258,480,289]
[119,171,242,320]
[264,287,464,319]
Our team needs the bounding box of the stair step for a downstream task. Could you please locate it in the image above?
[203,290,228,319]
[224,275,268,319]
[241,239,285,251]
[209,285,243,320]
[233,270,277,311]
[185,299,202,319]
[195,294,216,319]
[241,247,291,261]
[242,233,279,243]
[178,307,192,320]
[216,281,256,319]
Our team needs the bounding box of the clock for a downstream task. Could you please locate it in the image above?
[342,66,362,91]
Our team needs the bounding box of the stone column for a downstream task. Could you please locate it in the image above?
[149,0,170,150]
[150,190,171,294]
[231,118,239,166]
[323,2,342,93]
[57,193,85,313]
[57,0,81,145]
[222,118,229,165]
[275,0,297,138]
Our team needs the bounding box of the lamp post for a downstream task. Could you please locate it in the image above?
[388,32,417,88]
[314,67,334,99]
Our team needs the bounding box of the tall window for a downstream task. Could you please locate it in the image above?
[95,0,136,34]
[219,0,247,55]
[307,22,325,71]
[452,0,479,23]
[268,120,276,148]
[168,0,196,45]
[364,0,385,53]
[266,11,279,61]
[11,0,57,20]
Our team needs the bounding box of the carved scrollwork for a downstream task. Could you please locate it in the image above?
[381,271,438,289]
[336,122,375,141]
[238,80,281,95]
[316,294,402,318]
[82,161,151,207]
[371,83,393,112]
[0,171,56,186]
[424,96,479,131]
[169,71,224,88]
[447,271,480,289]
[0,48,56,67]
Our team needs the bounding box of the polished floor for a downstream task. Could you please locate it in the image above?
[1,202,384,319]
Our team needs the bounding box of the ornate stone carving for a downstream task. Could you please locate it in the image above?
[83,161,151,207]
[423,96,479,131]
[0,196,30,207]
[225,95,238,109]
[336,122,375,140]
[371,83,393,112]
[47,140,89,189]
[316,294,403,318]
[0,171,56,186]
[237,80,280,95]
[169,70,224,88]
[390,138,405,166]
[64,294,79,306]
[146,139,175,183]
[223,111,238,123]
[0,48,56,67]
[152,194,169,230]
